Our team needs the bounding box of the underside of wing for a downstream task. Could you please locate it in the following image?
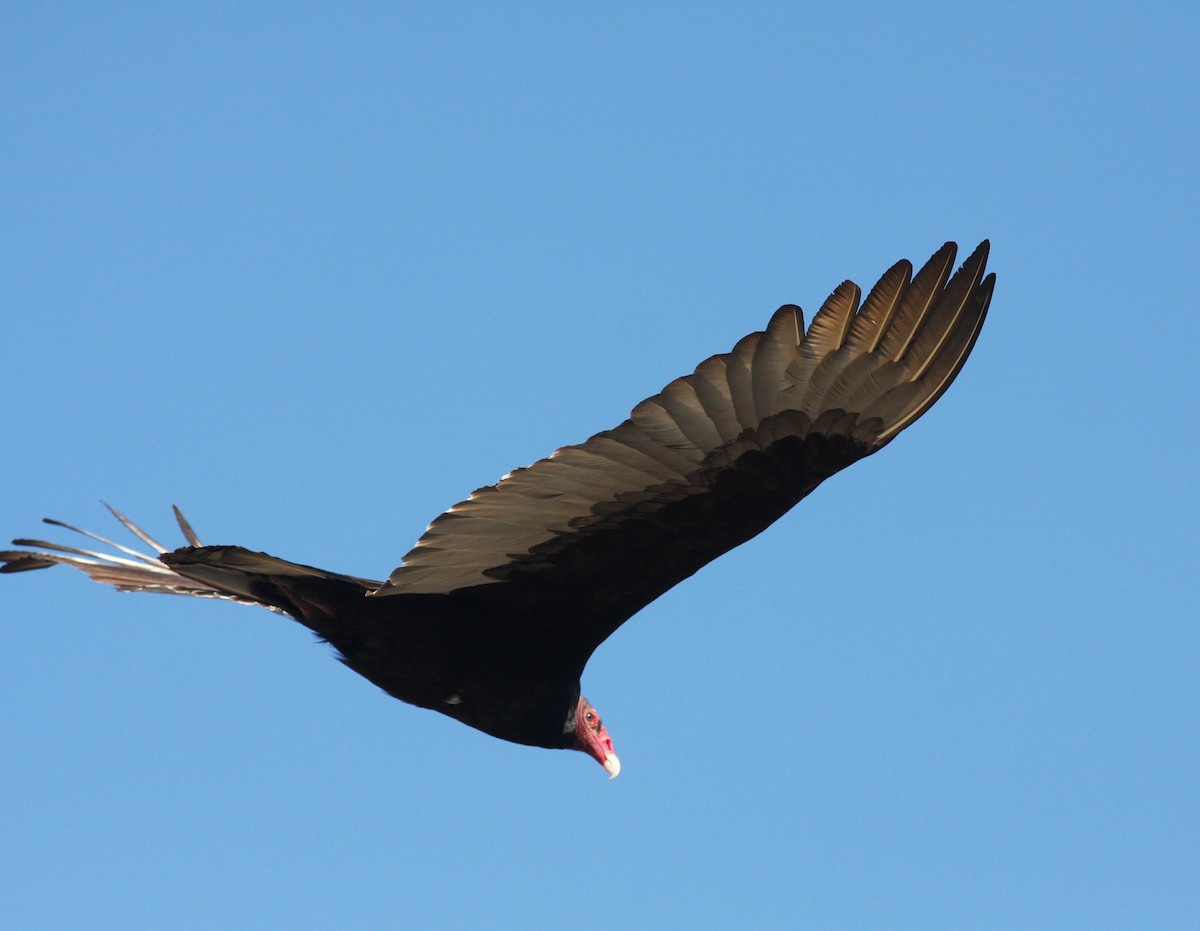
[373,242,993,655]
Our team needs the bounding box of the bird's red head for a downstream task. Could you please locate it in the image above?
[572,696,620,779]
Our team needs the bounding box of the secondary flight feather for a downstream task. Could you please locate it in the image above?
[2,241,994,778]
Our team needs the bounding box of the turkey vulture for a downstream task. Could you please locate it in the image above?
[2,241,993,778]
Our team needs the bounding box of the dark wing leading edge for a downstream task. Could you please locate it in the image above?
[372,242,994,670]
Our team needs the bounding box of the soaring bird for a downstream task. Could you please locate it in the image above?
[2,241,993,778]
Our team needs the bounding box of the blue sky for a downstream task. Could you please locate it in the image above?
[2,3,1196,928]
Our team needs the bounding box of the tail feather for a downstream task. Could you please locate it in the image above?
[1,507,381,623]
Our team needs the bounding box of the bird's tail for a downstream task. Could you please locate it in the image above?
[1,504,379,626]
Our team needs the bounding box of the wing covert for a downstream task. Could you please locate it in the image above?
[372,242,993,659]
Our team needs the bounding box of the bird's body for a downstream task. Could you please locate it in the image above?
[2,241,995,777]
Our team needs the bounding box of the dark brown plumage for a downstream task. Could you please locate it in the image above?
[2,241,994,777]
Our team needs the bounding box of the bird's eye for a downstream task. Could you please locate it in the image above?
[585,711,594,721]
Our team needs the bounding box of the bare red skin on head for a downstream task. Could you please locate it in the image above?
[572,696,620,778]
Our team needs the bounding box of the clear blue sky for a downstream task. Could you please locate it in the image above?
[2,4,1196,929]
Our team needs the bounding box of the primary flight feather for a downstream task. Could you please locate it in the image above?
[2,241,994,778]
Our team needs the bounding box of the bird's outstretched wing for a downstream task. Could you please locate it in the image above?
[0,504,275,606]
[374,242,993,664]
[0,504,381,617]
